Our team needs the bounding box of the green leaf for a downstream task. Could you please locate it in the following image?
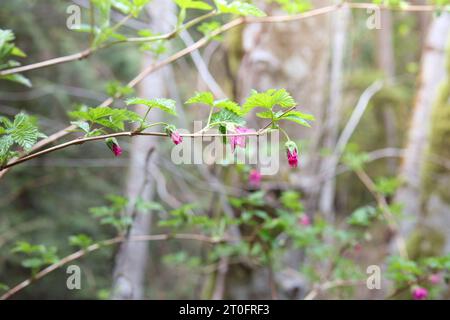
[197,21,223,40]
[271,0,312,14]
[11,241,41,254]
[135,198,165,212]
[256,111,274,119]
[22,258,44,269]
[0,135,14,156]
[279,110,314,127]
[342,148,370,170]
[0,74,32,87]
[89,106,115,120]
[69,234,93,249]
[70,106,143,131]
[126,97,177,116]
[210,109,245,126]
[11,46,26,57]
[70,121,90,134]
[105,81,134,97]
[347,206,377,227]
[92,0,112,26]
[215,0,266,17]
[213,99,242,115]
[185,91,214,106]
[374,177,402,196]
[175,0,213,10]
[0,283,9,292]
[7,113,45,151]
[280,191,303,211]
[387,256,422,285]
[242,89,296,112]
[111,0,133,14]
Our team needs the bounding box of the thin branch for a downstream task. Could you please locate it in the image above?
[303,279,366,300]
[0,49,93,76]
[0,128,273,171]
[0,10,216,77]
[0,233,229,300]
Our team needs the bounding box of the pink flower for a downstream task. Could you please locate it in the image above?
[285,141,299,168]
[171,131,183,145]
[112,144,122,157]
[106,138,122,157]
[249,169,262,188]
[299,215,310,226]
[429,273,441,285]
[354,243,362,253]
[231,127,253,152]
[412,287,428,300]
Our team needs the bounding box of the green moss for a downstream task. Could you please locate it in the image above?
[225,24,244,79]
[406,226,445,260]
[422,40,450,202]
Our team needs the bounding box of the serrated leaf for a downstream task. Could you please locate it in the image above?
[126,97,177,116]
[0,135,14,156]
[279,110,313,127]
[210,108,245,126]
[185,91,214,106]
[242,89,296,112]
[213,99,242,115]
[70,106,143,131]
[280,110,315,121]
[89,106,115,120]
[8,113,39,150]
[256,111,274,119]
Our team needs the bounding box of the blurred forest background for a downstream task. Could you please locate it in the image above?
[0,0,449,300]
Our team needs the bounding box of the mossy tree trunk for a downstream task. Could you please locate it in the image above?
[394,14,450,256]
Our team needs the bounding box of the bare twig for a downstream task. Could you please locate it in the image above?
[303,279,366,300]
[0,128,273,171]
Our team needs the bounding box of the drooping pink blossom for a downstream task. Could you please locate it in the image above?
[299,215,310,226]
[249,169,262,188]
[171,131,183,145]
[412,287,428,300]
[106,138,122,157]
[429,273,441,285]
[112,144,122,157]
[287,148,298,168]
[231,127,253,152]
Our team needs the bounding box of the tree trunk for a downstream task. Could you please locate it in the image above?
[377,9,398,173]
[394,14,450,241]
[318,5,350,218]
[111,0,175,300]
